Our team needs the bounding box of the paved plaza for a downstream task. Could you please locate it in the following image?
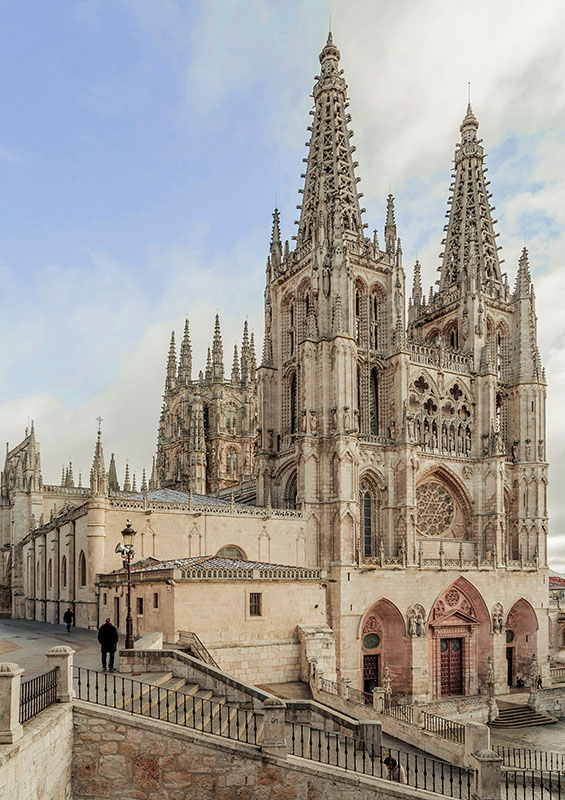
[1,618,564,756]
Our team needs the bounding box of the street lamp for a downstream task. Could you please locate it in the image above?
[115,519,136,649]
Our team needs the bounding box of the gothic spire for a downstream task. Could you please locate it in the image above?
[249,332,257,379]
[178,319,192,385]
[212,314,224,381]
[165,331,177,393]
[149,456,158,490]
[270,208,282,272]
[108,453,120,492]
[140,468,147,493]
[296,35,364,248]
[385,194,397,256]
[513,247,543,382]
[438,104,503,296]
[205,347,212,381]
[411,260,422,308]
[123,462,131,493]
[240,320,250,384]
[231,344,240,383]
[89,427,107,495]
[132,473,137,493]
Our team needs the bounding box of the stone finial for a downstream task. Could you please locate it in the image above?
[0,662,21,673]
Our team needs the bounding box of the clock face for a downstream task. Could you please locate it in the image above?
[363,633,380,650]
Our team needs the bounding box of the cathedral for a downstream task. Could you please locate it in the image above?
[0,34,552,705]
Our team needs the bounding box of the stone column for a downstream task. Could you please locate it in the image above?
[46,645,75,702]
[464,722,490,769]
[471,749,502,800]
[340,677,351,699]
[372,686,384,712]
[261,697,287,756]
[0,662,24,743]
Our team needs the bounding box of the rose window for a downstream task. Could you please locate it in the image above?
[416,482,455,536]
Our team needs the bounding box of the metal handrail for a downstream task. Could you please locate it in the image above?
[20,668,58,723]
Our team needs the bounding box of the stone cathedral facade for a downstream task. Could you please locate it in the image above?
[0,35,552,704]
[255,34,548,699]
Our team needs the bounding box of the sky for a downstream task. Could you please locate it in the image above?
[1,0,565,565]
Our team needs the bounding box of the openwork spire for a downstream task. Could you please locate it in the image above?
[231,344,240,383]
[439,104,502,295]
[123,462,131,493]
[296,35,364,248]
[165,331,177,393]
[270,208,282,271]
[178,319,192,385]
[411,260,422,307]
[385,194,396,255]
[212,314,224,380]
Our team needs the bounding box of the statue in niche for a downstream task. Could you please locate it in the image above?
[353,409,359,432]
[343,407,350,430]
[441,428,447,450]
[322,265,331,297]
[330,407,337,431]
[416,614,426,637]
[310,410,317,434]
[301,410,307,433]
[409,616,417,637]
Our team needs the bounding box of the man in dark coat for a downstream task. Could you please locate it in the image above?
[63,608,74,633]
[97,618,119,671]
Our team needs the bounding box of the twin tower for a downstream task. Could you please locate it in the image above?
[157,34,547,576]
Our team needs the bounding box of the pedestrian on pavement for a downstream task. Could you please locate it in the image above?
[537,674,543,690]
[97,617,119,672]
[63,607,74,633]
[383,756,407,784]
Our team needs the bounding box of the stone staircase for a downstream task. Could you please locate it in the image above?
[489,703,557,728]
[94,671,263,741]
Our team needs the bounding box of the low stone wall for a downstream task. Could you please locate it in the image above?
[0,703,73,799]
[72,702,443,800]
[208,638,301,684]
[530,686,565,716]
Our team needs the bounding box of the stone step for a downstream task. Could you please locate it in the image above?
[489,705,557,728]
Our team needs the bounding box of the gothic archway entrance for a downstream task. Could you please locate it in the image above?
[360,599,411,697]
[430,579,491,698]
[505,599,538,687]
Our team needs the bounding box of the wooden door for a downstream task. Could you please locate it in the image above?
[363,654,379,693]
[440,638,463,695]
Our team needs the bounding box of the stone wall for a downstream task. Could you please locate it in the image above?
[72,702,433,800]
[530,686,565,717]
[0,704,73,799]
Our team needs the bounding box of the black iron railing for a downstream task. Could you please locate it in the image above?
[422,711,465,744]
[496,745,565,773]
[383,701,414,724]
[504,768,565,797]
[19,668,58,724]
[74,667,259,745]
[289,723,472,799]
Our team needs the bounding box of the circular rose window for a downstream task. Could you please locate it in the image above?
[363,634,380,650]
[416,482,455,536]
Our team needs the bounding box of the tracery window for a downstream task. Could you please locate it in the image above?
[359,479,379,557]
[289,304,295,356]
[290,373,298,435]
[61,555,67,588]
[370,369,379,435]
[416,479,467,539]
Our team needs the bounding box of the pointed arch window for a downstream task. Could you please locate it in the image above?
[370,369,379,435]
[48,559,52,590]
[232,450,237,475]
[449,326,459,349]
[496,332,503,380]
[61,555,67,588]
[371,294,379,350]
[359,480,379,558]
[79,551,87,587]
[355,291,361,343]
[290,373,298,435]
[289,304,295,356]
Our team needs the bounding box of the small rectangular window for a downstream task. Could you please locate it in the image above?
[249,592,262,617]
[103,593,107,605]
[153,593,159,609]
[137,597,144,615]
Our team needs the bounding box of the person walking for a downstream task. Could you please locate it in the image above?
[97,617,119,671]
[63,607,74,633]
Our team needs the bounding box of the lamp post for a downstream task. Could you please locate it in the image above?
[115,519,136,649]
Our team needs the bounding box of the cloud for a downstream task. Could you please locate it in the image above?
[3,0,565,567]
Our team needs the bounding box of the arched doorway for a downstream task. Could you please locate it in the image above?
[505,599,538,687]
[430,578,491,697]
[360,599,411,698]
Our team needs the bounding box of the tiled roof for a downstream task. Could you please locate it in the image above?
[126,555,301,573]
[120,487,256,509]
